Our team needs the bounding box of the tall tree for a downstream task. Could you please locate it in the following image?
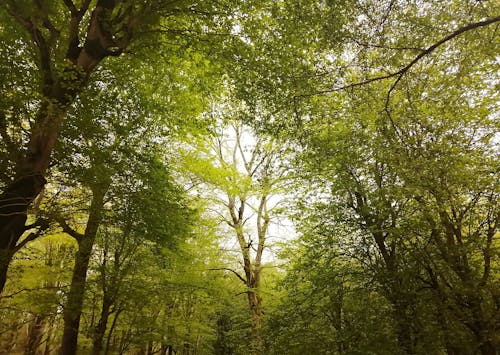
[0,1,148,289]
[0,0,241,292]
[183,118,288,354]
[52,60,203,353]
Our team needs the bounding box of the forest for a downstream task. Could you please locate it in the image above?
[0,1,498,354]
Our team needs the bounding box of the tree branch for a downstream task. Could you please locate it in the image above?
[57,218,84,241]
[308,16,500,98]
[209,267,247,284]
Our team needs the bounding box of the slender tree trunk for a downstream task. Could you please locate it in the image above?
[61,183,109,355]
[43,317,55,355]
[5,323,21,353]
[104,308,122,355]
[25,314,45,355]
[147,341,155,355]
[92,296,113,355]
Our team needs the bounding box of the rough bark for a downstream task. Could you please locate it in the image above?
[61,183,109,355]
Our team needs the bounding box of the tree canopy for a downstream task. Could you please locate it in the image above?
[0,0,498,354]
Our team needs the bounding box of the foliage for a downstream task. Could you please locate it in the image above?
[0,1,498,354]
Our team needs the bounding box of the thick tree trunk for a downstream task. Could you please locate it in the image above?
[0,93,71,294]
[387,287,416,355]
[61,183,108,355]
[0,174,47,291]
[394,312,415,355]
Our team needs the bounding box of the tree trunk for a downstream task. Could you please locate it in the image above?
[247,290,263,355]
[61,183,109,355]
[0,0,129,295]
[92,296,113,355]
[104,308,122,355]
[388,289,416,355]
[0,174,46,291]
[43,316,56,355]
[470,317,498,355]
[25,314,45,355]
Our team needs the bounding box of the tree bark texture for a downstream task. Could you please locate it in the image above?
[61,183,108,355]
[247,289,264,355]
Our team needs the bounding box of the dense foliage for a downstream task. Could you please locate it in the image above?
[0,0,498,354]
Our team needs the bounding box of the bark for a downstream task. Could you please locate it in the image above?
[392,301,416,355]
[24,314,45,355]
[61,183,109,355]
[0,174,47,290]
[160,345,176,355]
[0,0,130,295]
[91,296,113,355]
[247,290,264,355]
[104,308,122,355]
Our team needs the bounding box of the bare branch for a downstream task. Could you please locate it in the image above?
[13,231,41,253]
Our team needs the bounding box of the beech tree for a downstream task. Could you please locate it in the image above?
[0,0,236,292]
[0,0,498,354]
[181,117,289,354]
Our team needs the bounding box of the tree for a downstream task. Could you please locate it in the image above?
[52,66,202,353]
[270,1,499,352]
[182,117,289,354]
[0,232,76,354]
[0,0,240,293]
[0,1,149,290]
[287,44,498,351]
[265,228,399,355]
